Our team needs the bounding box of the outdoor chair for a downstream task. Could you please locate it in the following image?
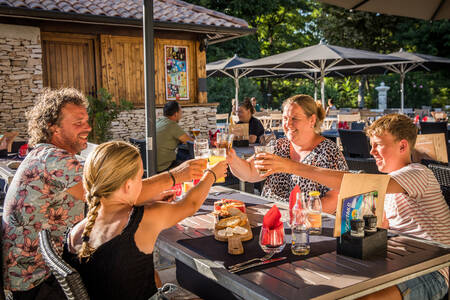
[420,121,448,140]
[215,113,229,131]
[338,129,371,158]
[269,113,283,132]
[350,122,366,130]
[428,164,450,207]
[256,115,271,131]
[339,129,380,174]
[129,138,147,177]
[38,229,90,300]
[337,113,361,124]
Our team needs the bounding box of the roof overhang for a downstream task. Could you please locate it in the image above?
[0,5,255,44]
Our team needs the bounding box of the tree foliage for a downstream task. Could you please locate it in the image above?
[87,88,134,143]
[187,0,450,111]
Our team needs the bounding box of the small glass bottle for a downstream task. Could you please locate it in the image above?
[363,215,377,234]
[291,193,310,255]
[350,219,365,237]
[307,191,322,235]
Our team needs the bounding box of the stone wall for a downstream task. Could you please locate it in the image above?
[111,105,218,141]
[0,24,42,140]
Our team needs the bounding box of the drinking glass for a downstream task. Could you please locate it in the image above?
[254,145,275,175]
[194,139,209,157]
[208,148,226,183]
[191,128,200,138]
[217,133,234,149]
[259,225,286,254]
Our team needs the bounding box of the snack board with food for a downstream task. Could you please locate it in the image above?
[213,199,253,243]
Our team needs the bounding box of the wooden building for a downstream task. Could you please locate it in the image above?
[0,0,254,139]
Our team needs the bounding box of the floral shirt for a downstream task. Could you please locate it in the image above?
[2,144,84,291]
[261,138,348,202]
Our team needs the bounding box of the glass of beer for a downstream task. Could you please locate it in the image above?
[194,139,209,170]
[208,148,226,183]
[191,128,200,138]
[217,133,234,149]
[254,145,275,175]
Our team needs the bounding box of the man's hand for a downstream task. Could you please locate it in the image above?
[171,158,207,183]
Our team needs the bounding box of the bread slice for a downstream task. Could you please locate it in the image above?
[216,216,241,229]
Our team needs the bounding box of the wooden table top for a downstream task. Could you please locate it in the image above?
[157,186,450,300]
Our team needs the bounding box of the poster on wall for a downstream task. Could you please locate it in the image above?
[164,45,189,100]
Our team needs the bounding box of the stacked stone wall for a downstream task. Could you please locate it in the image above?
[0,24,42,140]
[111,105,218,141]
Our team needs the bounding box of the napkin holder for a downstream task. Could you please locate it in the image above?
[336,228,387,260]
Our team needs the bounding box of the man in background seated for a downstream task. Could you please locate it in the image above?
[256,113,450,300]
[156,101,194,172]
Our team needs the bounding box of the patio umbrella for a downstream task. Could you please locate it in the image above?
[316,0,450,21]
[236,43,405,106]
[207,54,311,109]
[328,49,450,111]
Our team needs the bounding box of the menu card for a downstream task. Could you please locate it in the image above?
[334,173,390,237]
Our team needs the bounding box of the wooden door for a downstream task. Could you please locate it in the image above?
[100,35,144,106]
[42,32,100,97]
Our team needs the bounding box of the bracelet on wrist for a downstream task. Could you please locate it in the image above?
[204,169,217,183]
[167,170,176,186]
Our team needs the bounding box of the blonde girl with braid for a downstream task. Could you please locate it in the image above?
[63,141,228,300]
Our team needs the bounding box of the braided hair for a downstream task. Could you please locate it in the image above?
[78,141,141,261]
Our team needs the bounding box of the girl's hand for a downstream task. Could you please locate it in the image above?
[208,160,228,182]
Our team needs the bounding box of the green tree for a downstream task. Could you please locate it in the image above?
[187,0,320,109]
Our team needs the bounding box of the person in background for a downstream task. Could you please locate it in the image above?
[229,94,347,211]
[237,98,265,144]
[255,113,449,300]
[156,101,194,172]
[3,88,204,300]
[63,141,228,300]
[250,97,262,112]
[325,98,337,116]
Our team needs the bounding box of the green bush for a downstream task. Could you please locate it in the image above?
[87,88,134,144]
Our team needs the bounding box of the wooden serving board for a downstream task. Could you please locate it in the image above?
[214,220,253,242]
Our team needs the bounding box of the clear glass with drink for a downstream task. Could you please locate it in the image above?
[254,145,275,175]
[208,148,226,183]
[307,191,322,235]
[191,128,200,139]
[217,133,234,150]
[194,139,209,170]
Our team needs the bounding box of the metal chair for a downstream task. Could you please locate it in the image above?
[428,163,450,207]
[338,129,380,174]
[38,230,90,300]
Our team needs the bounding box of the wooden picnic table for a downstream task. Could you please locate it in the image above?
[156,186,450,300]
